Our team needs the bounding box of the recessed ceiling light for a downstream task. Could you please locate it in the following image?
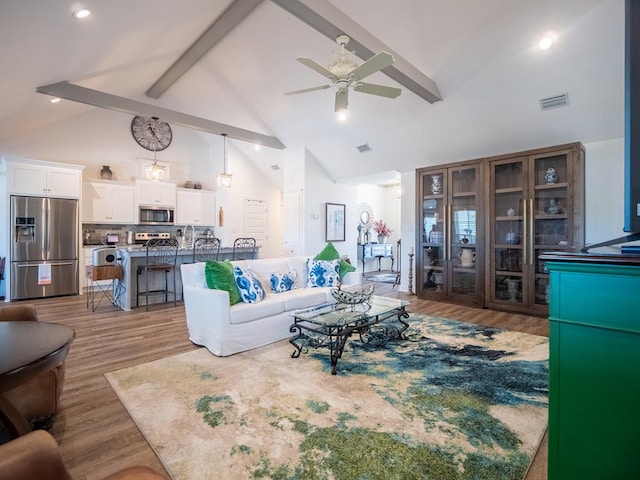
[50,97,61,104]
[72,9,91,19]
[538,31,557,50]
[254,144,261,151]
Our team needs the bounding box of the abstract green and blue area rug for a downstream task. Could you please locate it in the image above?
[105,315,548,480]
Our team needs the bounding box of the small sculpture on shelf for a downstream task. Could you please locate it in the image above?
[547,198,560,214]
[431,174,442,194]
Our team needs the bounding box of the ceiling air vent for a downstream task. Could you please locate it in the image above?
[357,143,372,153]
[539,93,569,111]
[270,164,280,171]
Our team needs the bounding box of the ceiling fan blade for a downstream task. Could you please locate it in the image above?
[284,85,331,95]
[335,89,349,112]
[354,82,402,99]
[348,51,395,81]
[297,57,337,81]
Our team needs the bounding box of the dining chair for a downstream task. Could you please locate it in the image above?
[232,237,257,260]
[136,238,179,311]
[192,237,221,262]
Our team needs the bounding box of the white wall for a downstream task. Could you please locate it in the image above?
[304,150,358,262]
[1,109,214,187]
[583,138,626,251]
[214,142,282,257]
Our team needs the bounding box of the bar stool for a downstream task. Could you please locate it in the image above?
[232,237,256,260]
[136,238,179,311]
[193,237,221,262]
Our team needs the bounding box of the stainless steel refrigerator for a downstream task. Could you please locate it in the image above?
[10,195,79,300]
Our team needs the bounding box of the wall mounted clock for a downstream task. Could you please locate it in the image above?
[131,115,173,151]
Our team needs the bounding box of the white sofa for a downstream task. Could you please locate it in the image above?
[180,256,361,356]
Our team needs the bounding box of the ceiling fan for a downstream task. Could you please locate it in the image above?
[284,34,401,113]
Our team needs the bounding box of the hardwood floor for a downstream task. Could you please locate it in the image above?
[19,282,548,479]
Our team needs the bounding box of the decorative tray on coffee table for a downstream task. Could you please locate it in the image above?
[330,284,374,305]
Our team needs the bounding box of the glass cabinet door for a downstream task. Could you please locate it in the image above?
[448,166,481,301]
[490,157,527,306]
[420,170,446,294]
[488,147,581,314]
[531,151,570,309]
[417,163,483,306]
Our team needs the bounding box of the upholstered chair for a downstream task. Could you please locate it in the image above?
[0,303,66,430]
[0,429,167,480]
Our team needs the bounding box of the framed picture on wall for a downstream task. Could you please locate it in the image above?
[326,203,346,242]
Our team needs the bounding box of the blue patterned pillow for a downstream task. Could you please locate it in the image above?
[233,266,265,304]
[306,259,340,288]
[270,270,298,293]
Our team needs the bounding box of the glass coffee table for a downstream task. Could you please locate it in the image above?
[289,296,410,375]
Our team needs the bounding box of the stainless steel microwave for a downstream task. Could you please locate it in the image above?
[139,205,174,225]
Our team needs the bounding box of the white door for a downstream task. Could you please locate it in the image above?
[243,199,267,248]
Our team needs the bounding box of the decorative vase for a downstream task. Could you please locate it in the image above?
[377,234,387,244]
[507,207,515,217]
[100,165,113,180]
[545,166,558,184]
[430,174,442,194]
[458,248,476,267]
[505,231,520,244]
[429,225,443,244]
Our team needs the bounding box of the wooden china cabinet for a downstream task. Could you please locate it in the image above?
[415,142,584,316]
[416,160,484,307]
[486,143,584,315]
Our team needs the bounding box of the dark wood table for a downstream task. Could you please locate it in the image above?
[0,321,75,439]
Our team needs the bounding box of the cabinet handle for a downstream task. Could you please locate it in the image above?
[445,204,451,260]
[529,198,535,265]
[523,200,527,265]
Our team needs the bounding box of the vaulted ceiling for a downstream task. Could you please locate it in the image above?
[0,0,623,187]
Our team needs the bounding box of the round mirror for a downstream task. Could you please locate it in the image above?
[357,202,374,230]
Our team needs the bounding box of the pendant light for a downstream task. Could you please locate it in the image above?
[217,133,232,189]
[145,145,165,181]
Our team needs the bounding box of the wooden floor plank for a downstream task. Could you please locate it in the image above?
[9,281,547,479]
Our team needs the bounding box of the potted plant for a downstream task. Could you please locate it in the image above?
[373,219,393,244]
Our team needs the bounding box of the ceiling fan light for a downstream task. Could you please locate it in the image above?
[337,109,348,122]
[72,9,91,19]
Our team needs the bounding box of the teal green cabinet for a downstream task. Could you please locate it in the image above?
[541,253,640,479]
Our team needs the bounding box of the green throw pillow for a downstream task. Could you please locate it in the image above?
[314,242,357,279]
[204,259,241,305]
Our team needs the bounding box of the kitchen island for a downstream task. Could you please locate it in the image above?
[113,245,253,311]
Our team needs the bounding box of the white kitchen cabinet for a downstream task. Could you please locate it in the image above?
[135,180,176,207]
[7,161,82,198]
[176,188,216,225]
[83,181,135,224]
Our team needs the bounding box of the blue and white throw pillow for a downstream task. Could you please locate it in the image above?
[270,270,298,293]
[233,266,265,304]
[306,259,340,288]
